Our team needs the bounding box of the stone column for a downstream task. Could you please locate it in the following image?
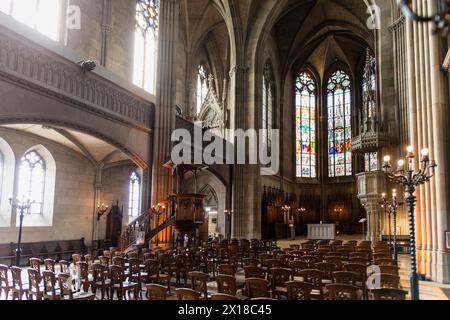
[100,0,112,67]
[356,172,386,243]
[229,65,248,239]
[151,0,180,204]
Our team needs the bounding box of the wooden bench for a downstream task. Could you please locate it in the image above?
[0,238,87,266]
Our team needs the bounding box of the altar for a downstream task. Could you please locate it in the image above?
[307,223,336,240]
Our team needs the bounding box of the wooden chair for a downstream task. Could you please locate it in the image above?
[327,284,360,300]
[270,268,292,299]
[379,265,400,275]
[314,262,336,284]
[244,266,266,279]
[58,273,95,300]
[174,255,188,286]
[91,263,111,300]
[128,258,147,291]
[286,281,315,300]
[188,271,209,299]
[44,259,56,273]
[349,257,369,265]
[42,271,61,300]
[29,258,42,274]
[216,274,237,296]
[84,254,94,271]
[372,288,407,300]
[218,264,236,276]
[377,273,401,289]
[109,265,139,300]
[28,268,43,300]
[332,271,359,285]
[176,288,201,300]
[373,253,391,260]
[77,262,93,293]
[146,284,168,300]
[324,256,343,270]
[0,264,11,299]
[72,254,82,265]
[59,260,70,273]
[211,293,240,301]
[300,256,319,268]
[290,260,308,280]
[298,269,324,300]
[345,263,368,297]
[245,278,270,299]
[10,266,29,300]
[375,258,396,266]
[145,259,171,293]
[127,251,139,259]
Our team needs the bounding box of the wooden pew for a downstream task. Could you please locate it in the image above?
[0,238,87,266]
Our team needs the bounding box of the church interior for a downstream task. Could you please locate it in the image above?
[0,0,450,302]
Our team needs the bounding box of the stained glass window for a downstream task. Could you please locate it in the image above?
[197,65,209,115]
[0,0,61,41]
[296,72,317,178]
[364,152,379,172]
[17,151,45,214]
[133,0,159,94]
[128,171,141,217]
[327,70,352,177]
[262,62,274,153]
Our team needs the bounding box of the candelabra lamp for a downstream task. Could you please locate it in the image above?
[9,198,33,267]
[381,194,393,256]
[382,146,437,300]
[398,0,450,35]
[381,190,404,262]
[96,203,109,221]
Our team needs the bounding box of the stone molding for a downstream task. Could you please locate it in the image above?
[0,26,152,129]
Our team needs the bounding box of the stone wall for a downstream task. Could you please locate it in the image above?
[0,128,96,244]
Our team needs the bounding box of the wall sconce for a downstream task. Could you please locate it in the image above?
[97,203,109,221]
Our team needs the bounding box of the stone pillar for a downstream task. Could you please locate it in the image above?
[100,0,112,67]
[151,0,180,204]
[402,0,450,283]
[356,172,386,243]
[228,65,247,239]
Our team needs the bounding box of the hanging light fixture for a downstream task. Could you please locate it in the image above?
[398,0,450,35]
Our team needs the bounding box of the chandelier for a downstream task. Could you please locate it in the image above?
[398,0,450,35]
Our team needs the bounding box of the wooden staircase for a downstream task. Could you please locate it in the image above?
[120,208,173,252]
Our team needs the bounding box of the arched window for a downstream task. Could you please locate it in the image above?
[196,65,209,115]
[262,62,274,153]
[0,0,61,41]
[128,171,141,217]
[296,72,317,178]
[133,0,159,94]
[17,151,46,214]
[327,70,352,177]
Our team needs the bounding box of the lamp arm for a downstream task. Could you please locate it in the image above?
[398,0,441,22]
